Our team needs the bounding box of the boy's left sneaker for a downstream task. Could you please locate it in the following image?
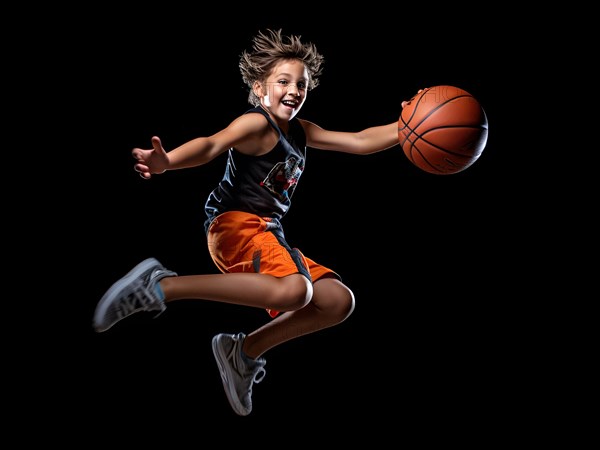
[93,257,177,332]
[212,332,266,416]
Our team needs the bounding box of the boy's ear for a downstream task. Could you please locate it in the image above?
[253,81,265,98]
[252,81,267,98]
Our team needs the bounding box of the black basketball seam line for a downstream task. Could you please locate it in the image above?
[406,147,469,174]
[401,125,486,158]
[405,145,446,174]
[399,101,486,165]
[403,128,482,174]
[398,94,475,132]
[405,140,471,174]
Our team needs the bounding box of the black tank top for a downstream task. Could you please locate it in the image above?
[204,106,307,232]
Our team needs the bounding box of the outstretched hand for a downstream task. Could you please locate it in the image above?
[132,136,169,179]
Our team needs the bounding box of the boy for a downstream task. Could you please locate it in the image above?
[93,28,403,416]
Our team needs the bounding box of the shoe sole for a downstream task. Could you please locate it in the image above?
[93,258,161,333]
[212,335,249,416]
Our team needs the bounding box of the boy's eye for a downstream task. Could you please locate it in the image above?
[277,80,307,90]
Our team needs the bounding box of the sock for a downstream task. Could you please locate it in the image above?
[154,283,165,302]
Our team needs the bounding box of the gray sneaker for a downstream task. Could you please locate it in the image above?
[212,333,266,416]
[93,258,177,333]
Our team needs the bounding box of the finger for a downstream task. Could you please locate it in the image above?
[134,165,151,179]
[134,163,150,173]
[151,136,163,152]
[132,148,144,160]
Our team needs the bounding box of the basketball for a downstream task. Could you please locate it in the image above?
[398,85,488,175]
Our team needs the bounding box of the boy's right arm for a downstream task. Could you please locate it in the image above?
[132,114,266,178]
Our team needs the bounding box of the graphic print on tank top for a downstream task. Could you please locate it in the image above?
[260,156,303,201]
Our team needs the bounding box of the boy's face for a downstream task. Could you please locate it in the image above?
[259,59,309,121]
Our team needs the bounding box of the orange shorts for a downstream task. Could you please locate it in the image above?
[206,211,339,317]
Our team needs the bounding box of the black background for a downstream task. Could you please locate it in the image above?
[33,7,526,445]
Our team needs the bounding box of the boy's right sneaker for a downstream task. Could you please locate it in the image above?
[212,333,266,416]
[93,257,177,332]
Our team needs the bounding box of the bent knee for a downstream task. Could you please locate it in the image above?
[331,287,355,321]
[315,278,355,322]
[271,274,313,311]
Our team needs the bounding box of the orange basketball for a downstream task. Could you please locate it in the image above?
[398,85,488,175]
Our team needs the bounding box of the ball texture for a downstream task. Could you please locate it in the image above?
[398,86,488,175]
